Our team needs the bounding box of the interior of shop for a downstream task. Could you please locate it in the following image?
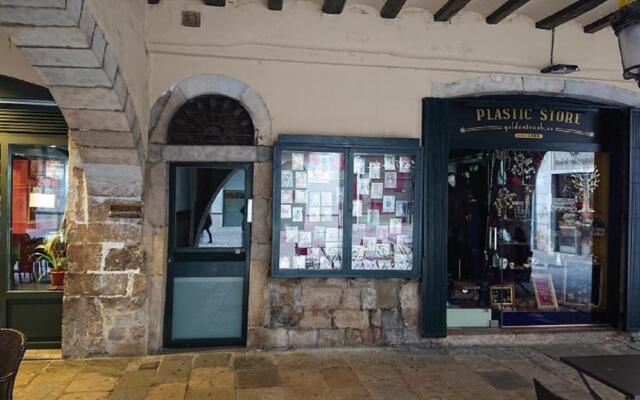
[447,149,609,327]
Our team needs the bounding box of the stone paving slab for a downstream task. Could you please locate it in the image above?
[11,345,640,400]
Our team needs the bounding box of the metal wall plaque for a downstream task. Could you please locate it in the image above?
[182,11,201,27]
[109,203,143,219]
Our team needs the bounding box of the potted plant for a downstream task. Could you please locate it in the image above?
[32,233,67,290]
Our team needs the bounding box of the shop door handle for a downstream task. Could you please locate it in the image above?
[247,199,253,223]
[493,227,498,250]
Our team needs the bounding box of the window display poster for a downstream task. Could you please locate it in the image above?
[294,255,307,269]
[368,209,379,225]
[384,172,397,189]
[281,204,292,219]
[369,161,381,179]
[357,178,370,196]
[382,195,395,213]
[363,237,376,251]
[294,189,307,204]
[280,257,291,269]
[399,156,412,173]
[308,153,333,183]
[395,201,408,217]
[376,225,388,242]
[354,156,365,175]
[353,200,363,217]
[292,152,305,170]
[281,189,293,204]
[384,155,396,171]
[292,207,304,222]
[282,171,294,188]
[389,218,402,234]
[295,171,307,188]
[308,207,320,222]
[371,182,384,199]
[299,231,312,247]
[285,226,299,242]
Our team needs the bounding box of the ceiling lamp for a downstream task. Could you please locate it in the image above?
[612,1,640,87]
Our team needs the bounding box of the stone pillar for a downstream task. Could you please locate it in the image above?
[62,139,146,357]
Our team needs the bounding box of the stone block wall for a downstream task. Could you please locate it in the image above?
[248,278,420,349]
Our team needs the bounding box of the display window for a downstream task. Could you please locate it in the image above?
[271,136,422,277]
[447,149,609,326]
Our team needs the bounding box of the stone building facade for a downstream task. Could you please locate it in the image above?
[1,0,639,357]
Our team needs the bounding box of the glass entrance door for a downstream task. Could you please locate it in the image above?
[165,163,252,347]
[447,150,609,327]
[1,139,68,347]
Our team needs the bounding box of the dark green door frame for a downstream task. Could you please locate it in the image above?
[0,133,68,348]
[164,162,253,348]
[421,97,640,337]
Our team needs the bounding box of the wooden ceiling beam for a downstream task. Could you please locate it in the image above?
[322,0,347,14]
[434,0,472,22]
[536,0,607,30]
[583,10,617,33]
[381,0,407,19]
[486,0,529,24]
[268,0,283,11]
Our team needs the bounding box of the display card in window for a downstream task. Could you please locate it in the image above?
[277,150,345,270]
[351,153,416,271]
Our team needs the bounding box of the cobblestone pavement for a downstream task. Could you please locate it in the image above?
[13,343,640,400]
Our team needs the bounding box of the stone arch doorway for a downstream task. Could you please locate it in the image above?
[145,74,272,352]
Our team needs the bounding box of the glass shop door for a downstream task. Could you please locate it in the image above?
[447,149,609,328]
[164,163,252,347]
[1,138,68,348]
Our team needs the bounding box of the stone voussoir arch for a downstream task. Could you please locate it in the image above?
[149,74,272,146]
[432,75,640,106]
[0,0,144,180]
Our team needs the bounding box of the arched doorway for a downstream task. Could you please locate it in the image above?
[163,93,256,347]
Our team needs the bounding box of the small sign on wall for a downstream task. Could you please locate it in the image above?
[109,203,143,219]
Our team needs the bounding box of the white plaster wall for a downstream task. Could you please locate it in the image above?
[86,0,150,136]
[0,28,45,86]
[145,0,639,143]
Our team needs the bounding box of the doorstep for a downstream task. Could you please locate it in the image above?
[24,349,62,360]
[426,326,632,347]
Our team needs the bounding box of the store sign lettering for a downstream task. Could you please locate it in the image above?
[458,107,596,140]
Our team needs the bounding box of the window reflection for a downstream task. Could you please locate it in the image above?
[10,145,68,291]
[174,167,245,249]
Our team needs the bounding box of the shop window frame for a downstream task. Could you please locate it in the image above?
[271,134,423,278]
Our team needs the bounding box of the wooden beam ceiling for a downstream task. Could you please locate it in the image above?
[322,0,347,14]
[434,0,472,22]
[486,0,529,24]
[536,0,607,30]
[583,10,617,33]
[268,0,283,11]
[381,0,407,19]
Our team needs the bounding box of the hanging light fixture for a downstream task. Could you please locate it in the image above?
[612,1,640,86]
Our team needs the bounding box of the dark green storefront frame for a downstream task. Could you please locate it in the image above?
[0,133,68,348]
[420,96,640,338]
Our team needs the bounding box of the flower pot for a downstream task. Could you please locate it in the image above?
[49,270,66,291]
